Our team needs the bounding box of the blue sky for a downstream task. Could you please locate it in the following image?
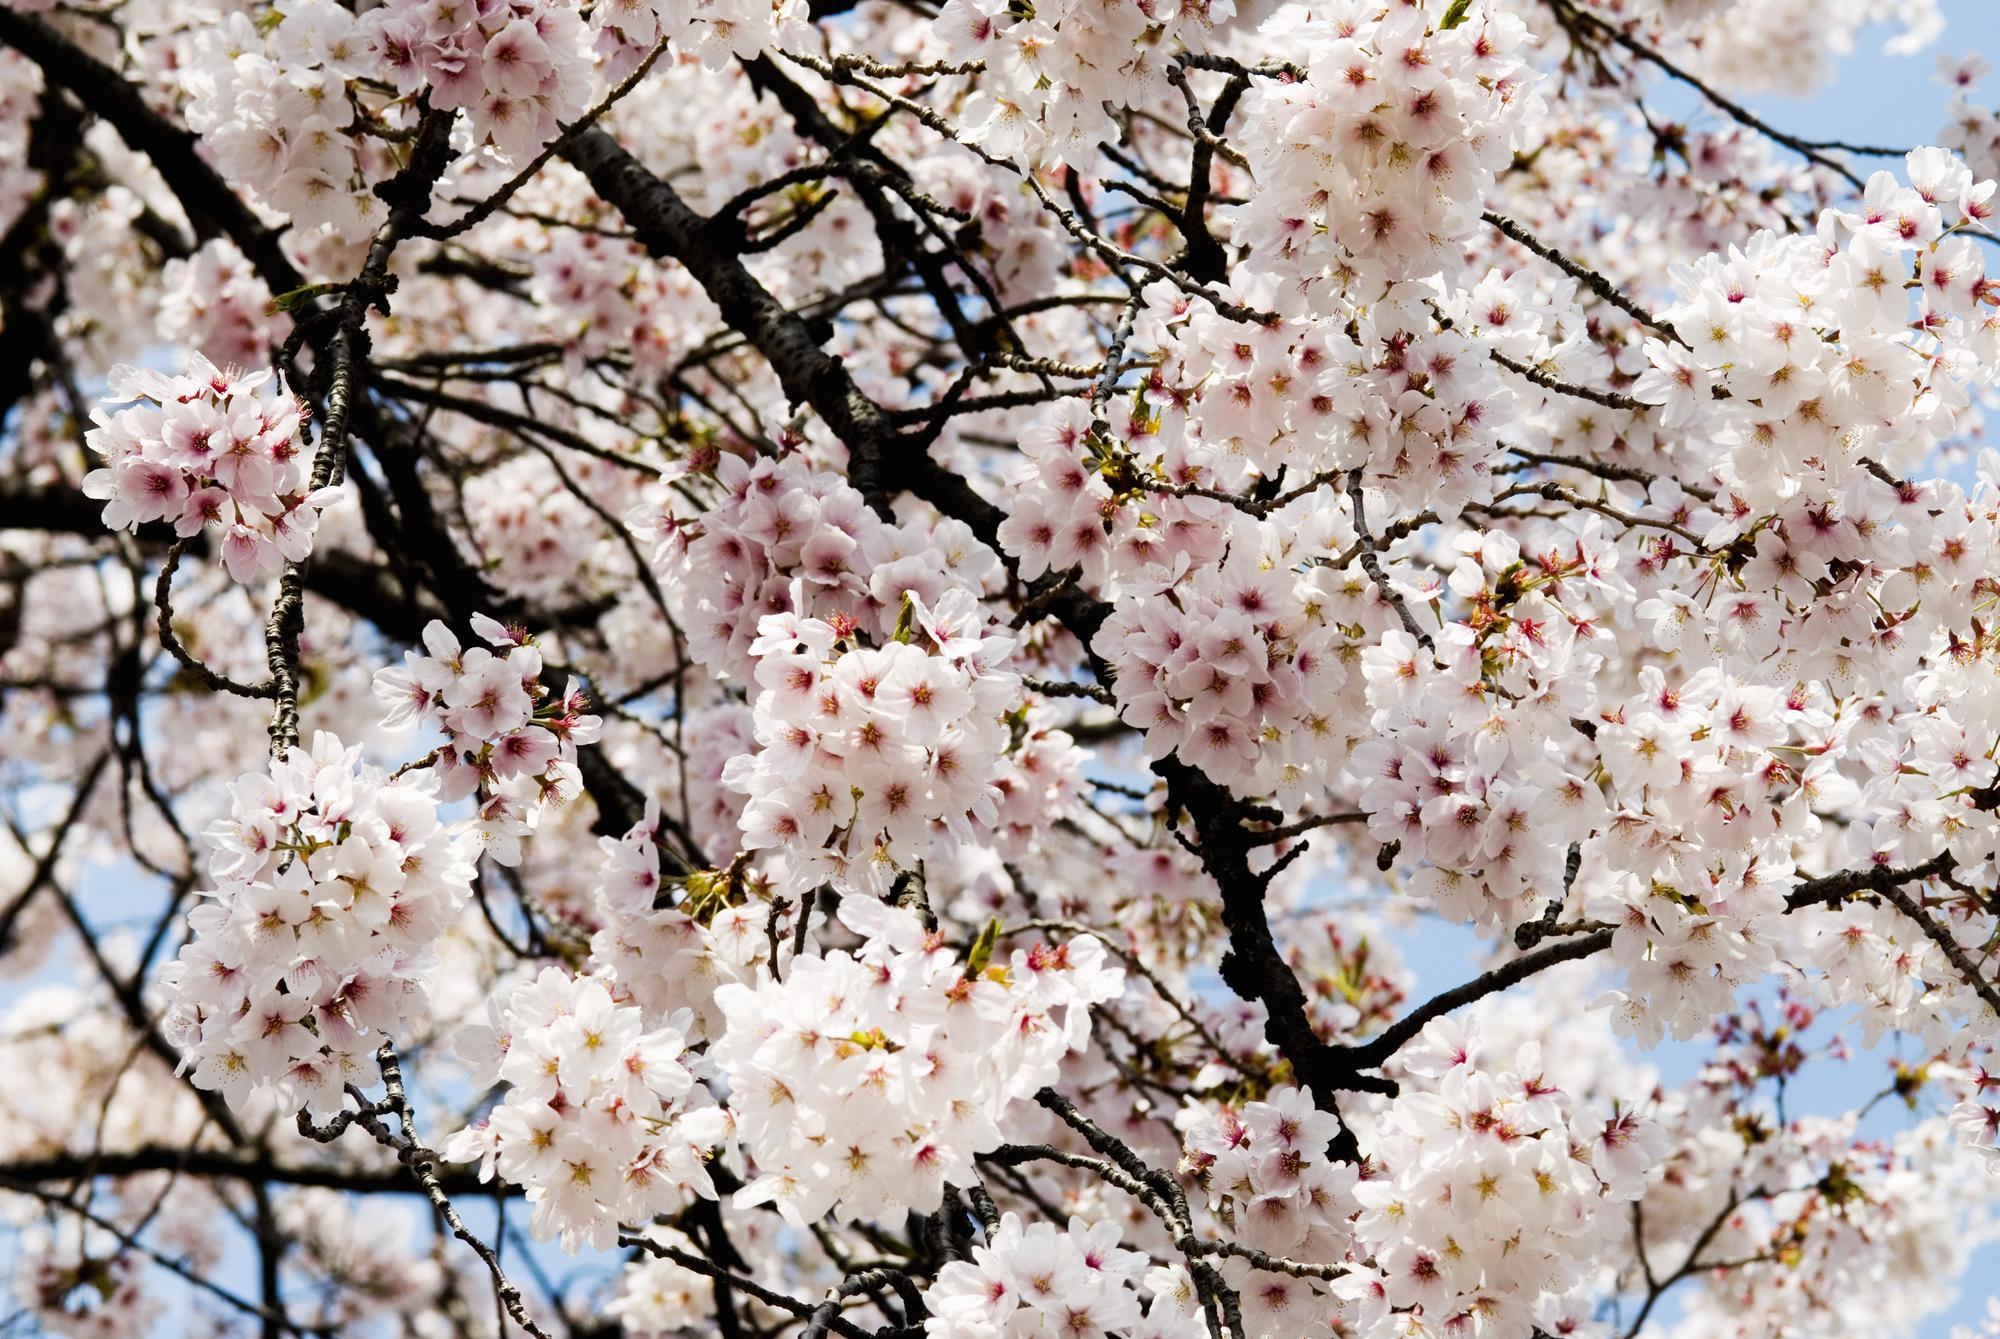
[1735,0,1994,150]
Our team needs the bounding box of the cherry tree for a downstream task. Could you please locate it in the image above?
[1,0,2000,1335]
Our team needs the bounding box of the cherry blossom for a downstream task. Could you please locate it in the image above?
[158,730,476,1117]
[83,357,333,585]
[4,0,2000,1335]
[710,896,1121,1225]
[441,967,728,1251]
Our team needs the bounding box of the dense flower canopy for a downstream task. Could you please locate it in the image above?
[2,0,2000,1336]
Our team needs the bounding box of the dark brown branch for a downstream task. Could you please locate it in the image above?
[561,127,901,496]
[622,1234,879,1339]
[373,375,663,476]
[1506,445,1718,503]
[1348,470,1432,648]
[265,109,458,757]
[1489,348,1645,411]
[1157,756,1396,1114]
[0,1145,511,1199]
[154,538,275,700]
[425,39,668,242]
[1242,810,1367,847]
[1167,59,1249,284]
[1873,877,2000,1023]
[1482,211,1684,346]
[354,1043,552,1338]
[0,750,111,954]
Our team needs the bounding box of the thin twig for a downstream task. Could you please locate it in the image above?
[427,40,670,240]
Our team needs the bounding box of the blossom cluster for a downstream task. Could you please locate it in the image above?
[0,50,34,231]
[995,279,1527,605]
[1583,676,1823,1047]
[1339,1019,1668,1337]
[630,452,1002,686]
[725,588,1023,897]
[710,897,1122,1225]
[1795,881,2000,1054]
[1178,1087,1357,1339]
[592,0,808,75]
[11,1218,162,1339]
[1952,1098,2000,1170]
[1091,509,1356,795]
[922,1213,1198,1339]
[83,358,333,585]
[157,240,284,375]
[159,732,475,1117]
[995,389,1218,596]
[1642,1048,1993,1339]
[1640,153,1995,502]
[527,230,720,376]
[1945,58,2000,183]
[609,1226,716,1335]
[935,0,1232,169]
[679,702,760,859]
[1600,0,1943,96]
[359,0,592,161]
[1233,0,1535,290]
[22,0,2000,1332]
[442,968,728,1251]
[589,800,783,1040]
[373,616,601,864]
[44,182,166,371]
[183,0,393,243]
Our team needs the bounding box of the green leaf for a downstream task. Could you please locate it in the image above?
[891,591,918,644]
[267,282,336,315]
[964,916,1003,975]
[1438,0,1473,30]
